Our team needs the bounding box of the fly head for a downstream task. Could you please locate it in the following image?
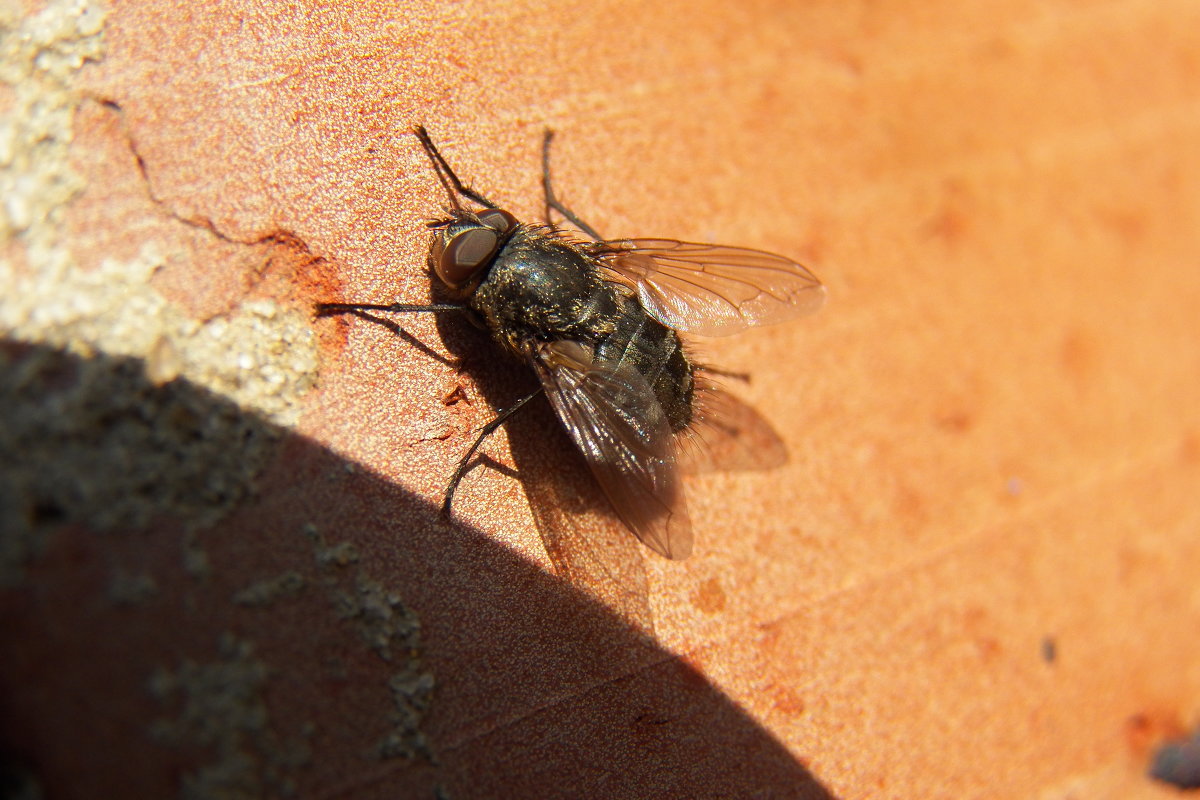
[428,208,519,298]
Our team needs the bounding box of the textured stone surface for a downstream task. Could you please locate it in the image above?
[2,0,1199,797]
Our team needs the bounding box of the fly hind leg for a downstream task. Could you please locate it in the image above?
[442,387,544,515]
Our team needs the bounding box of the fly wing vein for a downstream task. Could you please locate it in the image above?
[596,239,826,337]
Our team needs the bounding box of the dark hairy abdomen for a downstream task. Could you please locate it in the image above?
[594,298,695,433]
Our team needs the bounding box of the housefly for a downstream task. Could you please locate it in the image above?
[317,127,825,559]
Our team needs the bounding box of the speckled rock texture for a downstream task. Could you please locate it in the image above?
[2,0,1199,798]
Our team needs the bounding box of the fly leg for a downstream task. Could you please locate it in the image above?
[414,125,500,210]
[316,301,466,315]
[542,130,604,241]
[315,302,468,366]
[443,387,545,515]
[320,293,545,515]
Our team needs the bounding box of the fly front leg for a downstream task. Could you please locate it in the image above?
[315,301,467,316]
[315,301,469,366]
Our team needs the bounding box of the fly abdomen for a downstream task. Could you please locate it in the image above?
[596,302,695,433]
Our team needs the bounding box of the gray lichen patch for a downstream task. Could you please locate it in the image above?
[333,574,423,662]
[3,2,437,778]
[233,571,305,607]
[0,0,319,582]
[108,569,158,605]
[0,0,106,249]
[149,635,269,751]
[149,634,311,799]
[0,250,319,428]
[0,325,310,584]
[379,666,435,762]
[328,572,435,761]
[301,522,360,569]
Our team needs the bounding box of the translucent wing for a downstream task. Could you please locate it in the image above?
[593,238,826,337]
[530,340,692,559]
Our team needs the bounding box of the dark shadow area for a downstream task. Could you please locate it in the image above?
[0,338,835,799]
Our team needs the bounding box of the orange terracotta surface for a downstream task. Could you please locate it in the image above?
[3,0,1200,797]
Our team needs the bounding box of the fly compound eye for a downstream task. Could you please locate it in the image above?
[437,227,499,287]
[477,208,518,234]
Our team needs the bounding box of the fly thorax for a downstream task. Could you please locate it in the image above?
[471,234,616,347]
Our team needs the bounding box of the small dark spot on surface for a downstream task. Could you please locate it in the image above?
[769,683,806,717]
[1126,711,1189,760]
[1179,432,1200,466]
[924,206,970,244]
[922,179,974,245]
[794,218,828,266]
[974,636,1002,661]
[1094,206,1147,245]
[31,499,66,526]
[442,384,469,406]
[893,482,928,526]
[1149,726,1200,790]
[977,35,1017,61]
[934,410,972,433]
[634,711,674,727]
[961,607,1002,661]
[1041,636,1056,663]
[817,46,863,78]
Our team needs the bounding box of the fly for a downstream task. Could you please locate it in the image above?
[317,128,826,559]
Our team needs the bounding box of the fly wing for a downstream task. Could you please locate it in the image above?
[593,238,826,337]
[530,340,693,559]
